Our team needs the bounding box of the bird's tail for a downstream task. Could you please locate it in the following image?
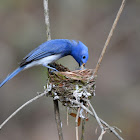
[0,66,25,87]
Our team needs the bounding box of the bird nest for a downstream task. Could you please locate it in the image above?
[47,63,96,111]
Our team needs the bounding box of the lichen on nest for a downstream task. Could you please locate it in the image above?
[46,63,96,109]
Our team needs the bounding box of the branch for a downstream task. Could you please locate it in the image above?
[87,100,104,130]
[80,119,85,140]
[0,91,47,130]
[43,0,51,40]
[43,1,63,139]
[67,107,69,126]
[93,0,126,77]
[53,100,64,140]
[86,100,106,140]
[70,99,124,140]
[75,108,80,140]
[99,118,123,140]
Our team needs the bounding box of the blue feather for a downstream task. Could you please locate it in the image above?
[0,66,25,87]
[20,39,72,66]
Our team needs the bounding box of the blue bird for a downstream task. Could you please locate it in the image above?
[0,39,89,87]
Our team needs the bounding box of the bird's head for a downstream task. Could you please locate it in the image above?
[71,40,89,67]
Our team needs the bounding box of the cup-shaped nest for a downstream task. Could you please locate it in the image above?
[47,63,96,108]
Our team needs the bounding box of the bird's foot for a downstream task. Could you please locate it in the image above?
[43,64,58,72]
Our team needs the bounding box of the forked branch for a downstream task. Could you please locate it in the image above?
[70,99,124,140]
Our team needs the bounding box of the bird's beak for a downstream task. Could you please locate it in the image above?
[80,63,86,70]
[82,63,85,67]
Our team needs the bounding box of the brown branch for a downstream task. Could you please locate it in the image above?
[80,119,85,140]
[93,0,126,77]
[43,0,51,41]
[67,107,69,126]
[53,100,64,140]
[43,0,63,140]
[75,108,80,140]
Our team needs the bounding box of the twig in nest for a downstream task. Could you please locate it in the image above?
[48,63,95,139]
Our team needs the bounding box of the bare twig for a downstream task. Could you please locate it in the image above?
[53,100,64,140]
[98,130,106,140]
[67,107,69,126]
[93,0,126,77]
[0,91,47,130]
[86,99,104,130]
[99,118,124,140]
[76,108,80,140]
[70,99,124,140]
[81,119,85,140]
[43,0,51,40]
[43,1,63,139]
[86,100,106,140]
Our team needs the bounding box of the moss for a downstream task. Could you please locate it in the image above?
[47,63,96,108]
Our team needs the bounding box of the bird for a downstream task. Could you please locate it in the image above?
[0,39,89,87]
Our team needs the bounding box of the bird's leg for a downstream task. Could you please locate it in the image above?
[48,63,57,69]
[43,64,58,72]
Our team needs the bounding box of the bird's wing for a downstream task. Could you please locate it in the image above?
[20,40,71,66]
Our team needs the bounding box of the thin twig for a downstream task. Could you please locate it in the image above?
[76,108,80,140]
[0,91,47,130]
[98,130,106,140]
[53,100,64,140]
[93,0,126,77]
[86,100,104,130]
[67,107,69,126]
[81,119,85,140]
[99,118,124,140]
[86,100,106,140]
[43,0,51,41]
[43,1,63,139]
[70,99,124,140]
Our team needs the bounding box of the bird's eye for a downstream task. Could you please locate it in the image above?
[83,56,86,59]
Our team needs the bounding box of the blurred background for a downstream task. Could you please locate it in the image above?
[0,0,140,139]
